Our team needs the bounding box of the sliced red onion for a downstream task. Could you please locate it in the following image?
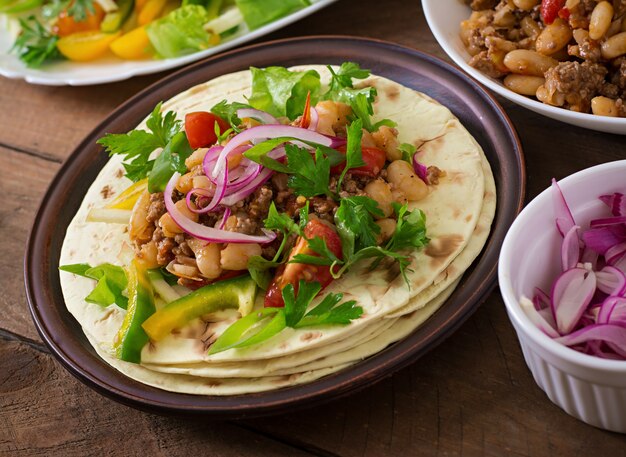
[604,242,626,265]
[202,145,224,180]
[533,287,551,310]
[596,266,626,296]
[236,108,279,125]
[211,125,337,178]
[599,192,626,216]
[590,215,626,228]
[561,225,581,271]
[219,168,273,206]
[412,155,429,184]
[520,297,560,338]
[554,324,626,356]
[551,267,597,334]
[597,296,626,324]
[218,207,231,230]
[164,173,276,244]
[552,178,576,237]
[308,107,319,131]
[582,225,626,255]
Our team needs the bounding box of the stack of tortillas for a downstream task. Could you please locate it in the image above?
[59,66,496,395]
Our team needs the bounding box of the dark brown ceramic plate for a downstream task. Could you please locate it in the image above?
[25,36,525,418]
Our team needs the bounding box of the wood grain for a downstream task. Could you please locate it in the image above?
[0,336,316,457]
[2,0,626,455]
[0,147,58,340]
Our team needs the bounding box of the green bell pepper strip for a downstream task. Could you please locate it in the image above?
[142,275,257,342]
[114,261,156,363]
[208,308,286,355]
[0,0,42,13]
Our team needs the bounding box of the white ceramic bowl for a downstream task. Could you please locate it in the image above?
[422,0,626,135]
[499,161,626,433]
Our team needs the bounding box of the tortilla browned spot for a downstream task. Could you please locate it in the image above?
[115,169,124,179]
[100,185,113,199]
[300,331,322,342]
[425,235,465,258]
[386,86,400,100]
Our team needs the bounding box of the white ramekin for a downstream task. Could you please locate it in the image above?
[499,161,626,433]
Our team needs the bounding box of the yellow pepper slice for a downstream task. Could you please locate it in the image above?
[110,27,153,60]
[105,178,148,209]
[137,0,167,25]
[57,31,121,62]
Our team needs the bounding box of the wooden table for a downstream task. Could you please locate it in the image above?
[2,1,626,455]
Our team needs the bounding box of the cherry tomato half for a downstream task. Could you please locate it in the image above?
[53,3,105,37]
[330,145,386,177]
[264,219,343,308]
[184,112,229,149]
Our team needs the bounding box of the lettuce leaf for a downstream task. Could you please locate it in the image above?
[248,66,321,120]
[146,5,210,58]
[235,0,310,30]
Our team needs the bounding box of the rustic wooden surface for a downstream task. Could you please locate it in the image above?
[2,0,626,455]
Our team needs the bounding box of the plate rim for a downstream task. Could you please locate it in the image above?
[421,0,626,135]
[0,0,337,86]
[24,35,526,417]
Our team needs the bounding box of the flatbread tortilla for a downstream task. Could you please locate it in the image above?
[59,65,495,394]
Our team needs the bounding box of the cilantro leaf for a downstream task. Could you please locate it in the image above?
[286,146,331,198]
[148,131,193,192]
[210,100,252,130]
[336,119,365,192]
[146,103,181,146]
[398,143,416,163]
[350,92,397,132]
[60,263,128,309]
[243,137,292,173]
[298,296,363,327]
[11,16,63,68]
[247,255,281,290]
[97,102,186,186]
[386,203,429,252]
[326,62,370,94]
[335,196,383,252]
[283,280,321,327]
[248,66,321,120]
[264,201,301,235]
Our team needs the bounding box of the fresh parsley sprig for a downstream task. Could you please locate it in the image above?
[208,279,363,354]
[97,102,193,192]
[11,16,62,68]
[210,100,253,131]
[247,202,309,289]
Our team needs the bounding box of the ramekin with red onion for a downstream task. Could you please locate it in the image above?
[499,161,626,433]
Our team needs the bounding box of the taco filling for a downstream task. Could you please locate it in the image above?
[59,63,496,395]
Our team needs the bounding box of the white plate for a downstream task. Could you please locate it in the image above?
[0,0,336,86]
[422,0,626,135]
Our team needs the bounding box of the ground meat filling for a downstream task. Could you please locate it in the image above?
[542,61,607,112]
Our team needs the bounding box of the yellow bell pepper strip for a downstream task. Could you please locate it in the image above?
[142,275,257,342]
[57,30,121,62]
[114,260,156,363]
[105,178,148,210]
[101,0,135,32]
[110,26,153,60]
[137,0,167,26]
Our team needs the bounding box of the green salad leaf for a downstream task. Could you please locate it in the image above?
[146,5,210,59]
[11,16,62,68]
[235,0,310,30]
[60,263,128,309]
[398,142,416,163]
[248,66,321,120]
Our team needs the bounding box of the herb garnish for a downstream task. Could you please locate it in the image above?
[398,143,416,163]
[11,16,62,68]
[60,263,128,309]
[208,280,363,354]
[97,103,193,192]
